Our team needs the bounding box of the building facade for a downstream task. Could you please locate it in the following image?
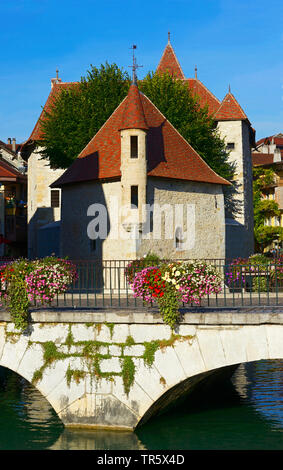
[22,37,254,260]
[51,82,229,261]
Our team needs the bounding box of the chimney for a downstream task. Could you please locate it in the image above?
[7,138,11,145]
[274,148,282,163]
[12,138,16,152]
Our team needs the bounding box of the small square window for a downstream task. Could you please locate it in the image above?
[226,142,235,150]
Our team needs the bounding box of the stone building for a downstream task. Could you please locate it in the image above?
[22,36,255,260]
[156,36,255,259]
[0,145,27,257]
[21,75,72,258]
[51,80,229,261]
[252,134,283,238]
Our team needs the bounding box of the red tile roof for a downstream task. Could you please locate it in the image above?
[252,153,274,166]
[0,159,26,182]
[214,92,248,121]
[24,40,250,155]
[157,41,249,122]
[186,78,221,116]
[26,82,79,142]
[51,84,230,188]
[156,42,185,79]
[256,135,283,147]
[119,83,148,131]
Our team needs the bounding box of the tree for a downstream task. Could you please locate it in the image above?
[40,63,131,169]
[140,72,235,183]
[139,72,237,216]
[253,166,283,251]
[39,64,236,211]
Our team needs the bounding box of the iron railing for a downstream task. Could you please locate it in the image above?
[30,259,283,310]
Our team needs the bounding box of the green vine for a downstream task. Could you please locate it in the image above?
[28,323,195,394]
[121,357,135,395]
[157,285,181,329]
[143,341,160,366]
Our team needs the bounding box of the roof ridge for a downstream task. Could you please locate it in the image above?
[156,42,185,80]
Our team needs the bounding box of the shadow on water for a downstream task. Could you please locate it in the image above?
[136,360,283,450]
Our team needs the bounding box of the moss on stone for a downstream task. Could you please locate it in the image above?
[121,356,135,395]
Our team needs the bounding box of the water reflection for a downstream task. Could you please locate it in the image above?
[1,361,283,449]
[50,429,146,450]
[0,368,63,450]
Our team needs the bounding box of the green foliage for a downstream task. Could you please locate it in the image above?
[0,257,77,332]
[156,284,181,330]
[39,64,237,212]
[253,166,282,250]
[40,63,131,169]
[140,72,237,216]
[142,341,160,367]
[125,252,161,284]
[254,225,283,248]
[125,335,135,347]
[121,357,135,396]
[140,72,235,183]
[0,259,33,331]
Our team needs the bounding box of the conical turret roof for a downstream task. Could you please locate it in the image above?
[214,91,248,121]
[119,83,148,131]
[156,39,185,79]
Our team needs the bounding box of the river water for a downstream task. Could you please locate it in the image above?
[1,360,283,450]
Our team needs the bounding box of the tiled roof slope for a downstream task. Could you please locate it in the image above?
[252,153,274,166]
[27,82,79,142]
[157,40,249,122]
[0,159,26,181]
[186,78,221,116]
[119,83,148,131]
[156,42,185,79]
[214,92,248,121]
[51,84,230,188]
[256,134,283,147]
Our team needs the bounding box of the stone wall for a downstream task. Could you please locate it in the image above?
[27,148,64,258]
[217,120,254,258]
[60,177,225,261]
[0,308,282,430]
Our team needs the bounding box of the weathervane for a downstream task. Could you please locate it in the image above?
[129,45,143,84]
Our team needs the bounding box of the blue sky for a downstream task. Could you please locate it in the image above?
[1,0,283,144]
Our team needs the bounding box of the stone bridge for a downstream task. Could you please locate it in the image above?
[0,307,283,431]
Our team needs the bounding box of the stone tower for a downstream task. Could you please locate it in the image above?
[119,82,148,235]
[214,91,254,258]
[156,37,255,259]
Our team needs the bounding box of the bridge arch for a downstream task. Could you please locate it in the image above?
[0,312,283,430]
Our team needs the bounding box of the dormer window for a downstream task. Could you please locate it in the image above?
[130,135,138,158]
